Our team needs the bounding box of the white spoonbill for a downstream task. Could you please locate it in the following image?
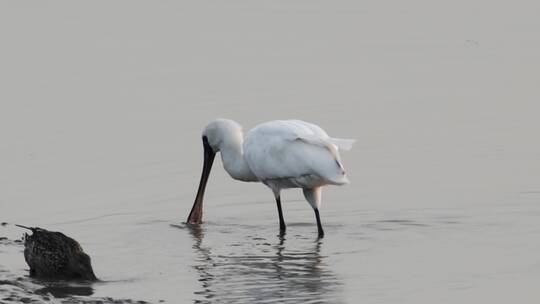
[187,119,354,237]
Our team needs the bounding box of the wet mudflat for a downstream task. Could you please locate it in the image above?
[1,1,540,303]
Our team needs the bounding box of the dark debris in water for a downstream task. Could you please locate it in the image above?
[0,237,23,246]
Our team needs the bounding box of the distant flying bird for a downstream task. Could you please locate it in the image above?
[187,119,354,237]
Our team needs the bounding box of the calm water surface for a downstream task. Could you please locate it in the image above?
[1,1,540,303]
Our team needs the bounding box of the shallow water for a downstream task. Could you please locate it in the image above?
[1,1,540,303]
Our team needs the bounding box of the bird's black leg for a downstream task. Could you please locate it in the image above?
[314,208,324,238]
[275,195,286,233]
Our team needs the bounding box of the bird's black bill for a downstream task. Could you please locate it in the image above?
[187,136,215,224]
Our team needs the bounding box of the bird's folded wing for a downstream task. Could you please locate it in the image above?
[293,134,355,152]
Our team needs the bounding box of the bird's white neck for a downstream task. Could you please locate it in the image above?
[219,134,258,182]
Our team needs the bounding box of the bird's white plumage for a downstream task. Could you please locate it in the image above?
[191,118,354,234]
[243,120,352,190]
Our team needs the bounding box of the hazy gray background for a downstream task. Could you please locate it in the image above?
[1,1,539,303]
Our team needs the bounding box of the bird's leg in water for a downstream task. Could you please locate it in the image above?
[275,195,286,233]
[303,187,325,237]
[314,209,325,238]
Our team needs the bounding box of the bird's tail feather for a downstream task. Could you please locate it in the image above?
[329,138,355,151]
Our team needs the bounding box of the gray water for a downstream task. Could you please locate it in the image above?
[1,1,540,303]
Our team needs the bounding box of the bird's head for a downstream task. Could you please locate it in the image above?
[201,118,243,153]
[187,119,242,224]
[68,252,98,281]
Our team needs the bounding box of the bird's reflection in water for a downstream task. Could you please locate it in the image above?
[187,225,342,304]
[35,284,94,298]
[187,225,216,302]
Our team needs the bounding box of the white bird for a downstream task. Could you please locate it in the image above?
[187,119,354,237]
